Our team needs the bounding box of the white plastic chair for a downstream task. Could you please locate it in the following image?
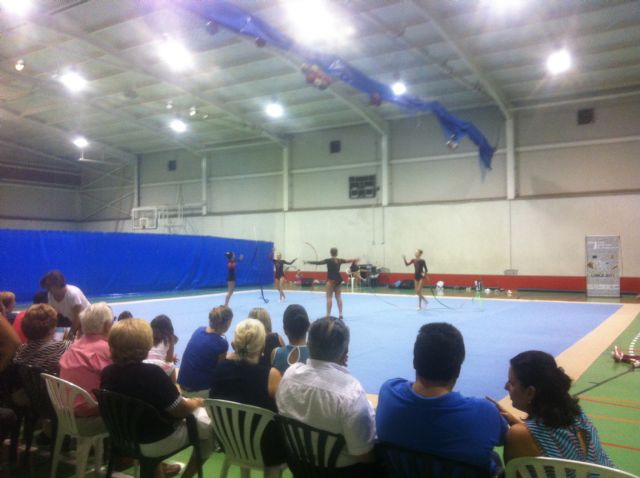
[42,374,109,478]
[204,399,286,478]
[506,457,639,478]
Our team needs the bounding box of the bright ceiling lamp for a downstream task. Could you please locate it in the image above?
[546,48,572,75]
[157,38,193,71]
[285,0,354,47]
[0,0,33,16]
[15,59,24,71]
[72,136,89,149]
[391,81,407,96]
[169,119,187,133]
[59,71,88,92]
[265,101,284,119]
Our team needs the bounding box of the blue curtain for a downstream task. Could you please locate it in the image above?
[0,229,273,302]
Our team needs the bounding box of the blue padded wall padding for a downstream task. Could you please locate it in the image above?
[0,229,273,302]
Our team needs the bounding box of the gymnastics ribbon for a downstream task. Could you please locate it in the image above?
[304,242,319,272]
[173,0,495,172]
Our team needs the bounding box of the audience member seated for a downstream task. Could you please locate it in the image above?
[145,315,178,380]
[248,308,284,368]
[101,319,212,478]
[499,350,613,466]
[178,306,233,397]
[117,310,133,321]
[40,270,90,336]
[376,322,507,472]
[209,318,285,476]
[276,317,379,477]
[0,308,20,374]
[59,302,113,417]
[0,292,17,324]
[13,304,71,376]
[272,304,310,374]
[12,291,48,344]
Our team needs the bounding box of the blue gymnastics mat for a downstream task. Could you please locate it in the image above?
[109,290,621,400]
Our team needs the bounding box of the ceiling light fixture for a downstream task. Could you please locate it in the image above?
[157,38,193,71]
[546,48,572,75]
[59,71,88,92]
[15,59,24,71]
[0,0,33,16]
[265,101,284,119]
[189,106,197,117]
[166,100,173,110]
[391,81,407,96]
[72,136,89,149]
[169,119,187,133]
[285,0,354,47]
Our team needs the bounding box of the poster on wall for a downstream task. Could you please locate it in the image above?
[585,235,621,297]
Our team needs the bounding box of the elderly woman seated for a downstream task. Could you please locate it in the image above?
[13,304,71,375]
[209,318,286,477]
[101,319,212,478]
[59,302,113,417]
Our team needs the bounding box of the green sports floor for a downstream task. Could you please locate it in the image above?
[4,289,640,477]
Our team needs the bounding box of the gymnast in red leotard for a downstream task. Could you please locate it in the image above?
[403,249,429,311]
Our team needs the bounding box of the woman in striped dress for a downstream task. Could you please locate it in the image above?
[496,351,613,467]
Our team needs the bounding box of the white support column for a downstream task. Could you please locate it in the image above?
[506,115,516,200]
[201,156,208,215]
[380,130,390,207]
[133,154,141,208]
[283,141,290,212]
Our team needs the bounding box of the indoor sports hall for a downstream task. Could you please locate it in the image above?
[0,1,639,478]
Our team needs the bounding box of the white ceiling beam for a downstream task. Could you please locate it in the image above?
[408,0,511,118]
[27,12,286,146]
[353,5,485,98]
[0,66,209,157]
[0,101,136,163]
[244,38,388,135]
[0,138,80,170]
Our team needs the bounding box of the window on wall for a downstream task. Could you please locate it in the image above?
[349,175,377,199]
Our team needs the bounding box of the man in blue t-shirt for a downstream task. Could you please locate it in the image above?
[376,322,507,471]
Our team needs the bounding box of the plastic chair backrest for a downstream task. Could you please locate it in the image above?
[378,442,491,478]
[42,373,98,436]
[204,399,275,468]
[274,414,345,477]
[18,364,55,419]
[506,457,639,478]
[95,389,172,459]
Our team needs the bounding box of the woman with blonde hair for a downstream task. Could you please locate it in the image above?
[101,319,211,478]
[178,306,233,396]
[209,319,285,475]
[248,308,284,368]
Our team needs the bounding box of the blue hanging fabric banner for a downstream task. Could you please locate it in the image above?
[174,0,495,171]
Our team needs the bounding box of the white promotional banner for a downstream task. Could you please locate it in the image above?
[586,236,621,298]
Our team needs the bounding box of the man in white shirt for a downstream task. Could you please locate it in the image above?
[40,270,90,336]
[276,317,380,477]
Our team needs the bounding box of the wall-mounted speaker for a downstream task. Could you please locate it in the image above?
[168,159,177,171]
[329,140,341,154]
[577,108,594,125]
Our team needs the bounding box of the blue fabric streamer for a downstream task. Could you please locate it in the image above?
[175,0,494,171]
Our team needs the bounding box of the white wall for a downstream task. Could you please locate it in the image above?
[6,96,640,279]
[0,183,79,222]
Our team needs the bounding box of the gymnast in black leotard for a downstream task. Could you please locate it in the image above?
[305,247,357,319]
[272,251,297,302]
[224,251,244,307]
[403,249,429,310]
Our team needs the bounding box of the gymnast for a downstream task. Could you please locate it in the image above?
[272,251,297,302]
[403,249,429,310]
[612,345,640,367]
[305,247,358,320]
[224,251,243,307]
